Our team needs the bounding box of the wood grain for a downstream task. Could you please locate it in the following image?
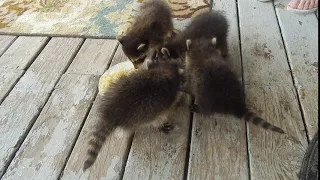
[238,1,309,179]
[0,37,83,177]
[0,69,23,103]
[0,36,16,56]
[60,95,132,180]
[238,0,293,86]
[67,39,118,75]
[0,36,49,70]
[109,44,130,66]
[246,85,308,180]
[187,0,249,179]
[2,74,98,180]
[60,45,132,179]
[274,0,318,139]
[122,93,191,180]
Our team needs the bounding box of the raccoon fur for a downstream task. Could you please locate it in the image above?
[83,59,184,170]
[117,0,174,69]
[185,37,285,135]
[161,11,229,59]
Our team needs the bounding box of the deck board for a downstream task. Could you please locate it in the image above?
[274,0,318,139]
[187,0,249,179]
[0,38,83,177]
[122,94,191,180]
[67,39,118,75]
[0,36,16,56]
[60,96,133,180]
[0,36,49,70]
[238,1,309,179]
[2,74,98,180]
[60,46,133,180]
[239,1,293,86]
[246,85,308,180]
[0,0,318,178]
[0,36,49,104]
[0,69,23,103]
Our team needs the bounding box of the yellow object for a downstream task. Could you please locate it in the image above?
[98,61,136,96]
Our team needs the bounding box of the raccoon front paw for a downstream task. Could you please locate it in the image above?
[221,49,229,59]
[159,122,174,134]
[190,104,200,113]
[221,51,228,59]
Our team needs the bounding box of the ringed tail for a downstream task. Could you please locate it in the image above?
[83,125,114,171]
[243,111,285,134]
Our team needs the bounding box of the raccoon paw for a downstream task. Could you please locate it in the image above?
[190,104,200,113]
[159,122,174,134]
[221,51,228,59]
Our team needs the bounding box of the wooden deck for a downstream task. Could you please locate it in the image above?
[0,1,318,180]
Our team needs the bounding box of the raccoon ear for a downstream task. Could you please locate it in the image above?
[146,59,153,69]
[186,39,192,50]
[178,68,185,75]
[116,35,124,44]
[137,43,146,51]
[211,37,217,46]
[161,47,170,57]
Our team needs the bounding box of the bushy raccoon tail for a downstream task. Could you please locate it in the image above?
[242,110,285,134]
[83,123,114,171]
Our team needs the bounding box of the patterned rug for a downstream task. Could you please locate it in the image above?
[0,0,210,38]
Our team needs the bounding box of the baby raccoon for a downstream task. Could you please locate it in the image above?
[185,37,285,135]
[117,0,174,69]
[83,59,184,170]
[161,11,229,59]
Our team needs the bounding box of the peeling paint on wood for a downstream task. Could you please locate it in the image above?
[61,96,132,180]
[0,36,49,70]
[0,38,83,177]
[0,69,23,103]
[0,36,16,56]
[67,39,118,75]
[2,74,98,180]
[60,46,132,180]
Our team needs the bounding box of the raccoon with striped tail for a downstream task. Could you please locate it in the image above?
[184,37,286,135]
[83,58,185,171]
[117,0,174,69]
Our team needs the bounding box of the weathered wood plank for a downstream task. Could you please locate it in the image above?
[246,85,308,180]
[67,39,118,75]
[62,46,132,180]
[0,36,16,56]
[0,69,23,103]
[274,0,318,139]
[187,1,248,179]
[109,44,130,66]
[238,1,309,179]
[0,38,83,177]
[2,74,98,180]
[239,1,293,86]
[0,36,49,70]
[122,93,191,180]
[60,45,132,180]
[60,95,132,180]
